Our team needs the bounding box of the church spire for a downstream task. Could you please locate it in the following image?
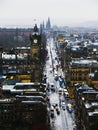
[46,17,51,29]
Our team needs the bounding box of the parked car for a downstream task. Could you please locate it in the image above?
[55,105,60,115]
[50,106,54,118]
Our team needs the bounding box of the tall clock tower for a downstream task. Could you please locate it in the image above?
[30,24,42,82]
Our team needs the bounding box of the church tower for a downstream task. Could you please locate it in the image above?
[30,24,42,82]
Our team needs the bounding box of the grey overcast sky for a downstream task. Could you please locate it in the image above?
[0,0,98,27]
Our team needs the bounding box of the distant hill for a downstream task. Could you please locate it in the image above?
[77,21,98,28]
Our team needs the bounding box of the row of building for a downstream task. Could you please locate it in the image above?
[0,24,48,83]
[56,32,98,88]
[55,30,98,129]
[74,83,98,130]
[0,82,50,130]
[0,25,51,130]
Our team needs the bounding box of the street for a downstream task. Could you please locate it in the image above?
[45,38,75,130]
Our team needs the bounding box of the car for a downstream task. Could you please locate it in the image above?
[61,102,66,110]
[64,91,69,98]
[50,110,54,118]
[56,107,60,115]
[50,106,54,118]
[66,103,73,113]
[58,87,63,95]
[50,83,55,92]
[55,104,60,115]
[54,74,58,81]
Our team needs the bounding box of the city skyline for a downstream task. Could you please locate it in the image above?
[0,0,98,28]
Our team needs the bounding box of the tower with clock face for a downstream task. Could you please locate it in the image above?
[30,24,42,82]
[33,39,38,44]
[30,32,41,58]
